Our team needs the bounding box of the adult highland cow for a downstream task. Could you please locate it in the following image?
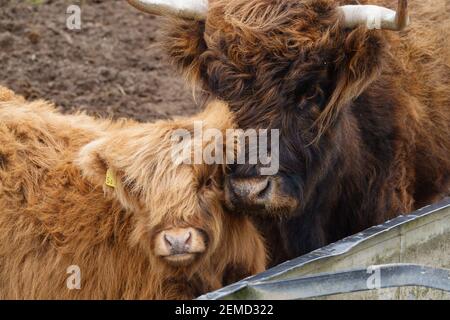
[0,87,266,299]
[129,0,450,265]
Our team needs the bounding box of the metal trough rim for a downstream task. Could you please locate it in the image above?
[198,197,450,300]
[243,264,450,300]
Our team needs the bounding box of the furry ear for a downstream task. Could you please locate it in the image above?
[340,27,387,101]
[76,135,141,211]
[314,27,388,139]
[163,18,207,84]
[76,136,114,187]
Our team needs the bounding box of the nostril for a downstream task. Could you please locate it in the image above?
[256,178,271,199]
[164,234,175,248]
[184,231,192,246]
[183,232,192,251]
[228,178,243,197]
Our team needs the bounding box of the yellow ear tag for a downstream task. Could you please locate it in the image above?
[105,168,117,188]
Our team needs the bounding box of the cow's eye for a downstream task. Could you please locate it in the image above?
[204,178,213,188]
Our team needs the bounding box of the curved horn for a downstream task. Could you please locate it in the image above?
[127,0,207,20]
[339,0,409,31]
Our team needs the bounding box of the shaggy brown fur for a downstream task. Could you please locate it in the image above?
[0,87,266,299]
[161,0,450,264]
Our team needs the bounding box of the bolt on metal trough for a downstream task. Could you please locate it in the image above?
[198,198,450,300]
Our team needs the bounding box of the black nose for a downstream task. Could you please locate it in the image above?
[227,176,272,204]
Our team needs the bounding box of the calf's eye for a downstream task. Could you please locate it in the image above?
[205,178,213,188]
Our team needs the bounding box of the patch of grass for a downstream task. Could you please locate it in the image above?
[27,0,44,5]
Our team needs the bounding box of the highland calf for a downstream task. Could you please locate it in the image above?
[130,0,450,265]
[0,87,266,299]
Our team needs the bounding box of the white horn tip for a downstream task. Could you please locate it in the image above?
[340,5,409,31]
[128,0,208,20]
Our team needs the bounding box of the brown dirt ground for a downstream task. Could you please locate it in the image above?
[0,0,198,121]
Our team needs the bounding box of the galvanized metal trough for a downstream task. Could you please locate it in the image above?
[198,198,450,300]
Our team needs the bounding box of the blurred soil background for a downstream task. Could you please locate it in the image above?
[0,0,198,121]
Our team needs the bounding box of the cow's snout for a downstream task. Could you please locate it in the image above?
[228,177,272,204]
[225,175,299,216]
[164,229,192,254]
[154,227,206,265]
